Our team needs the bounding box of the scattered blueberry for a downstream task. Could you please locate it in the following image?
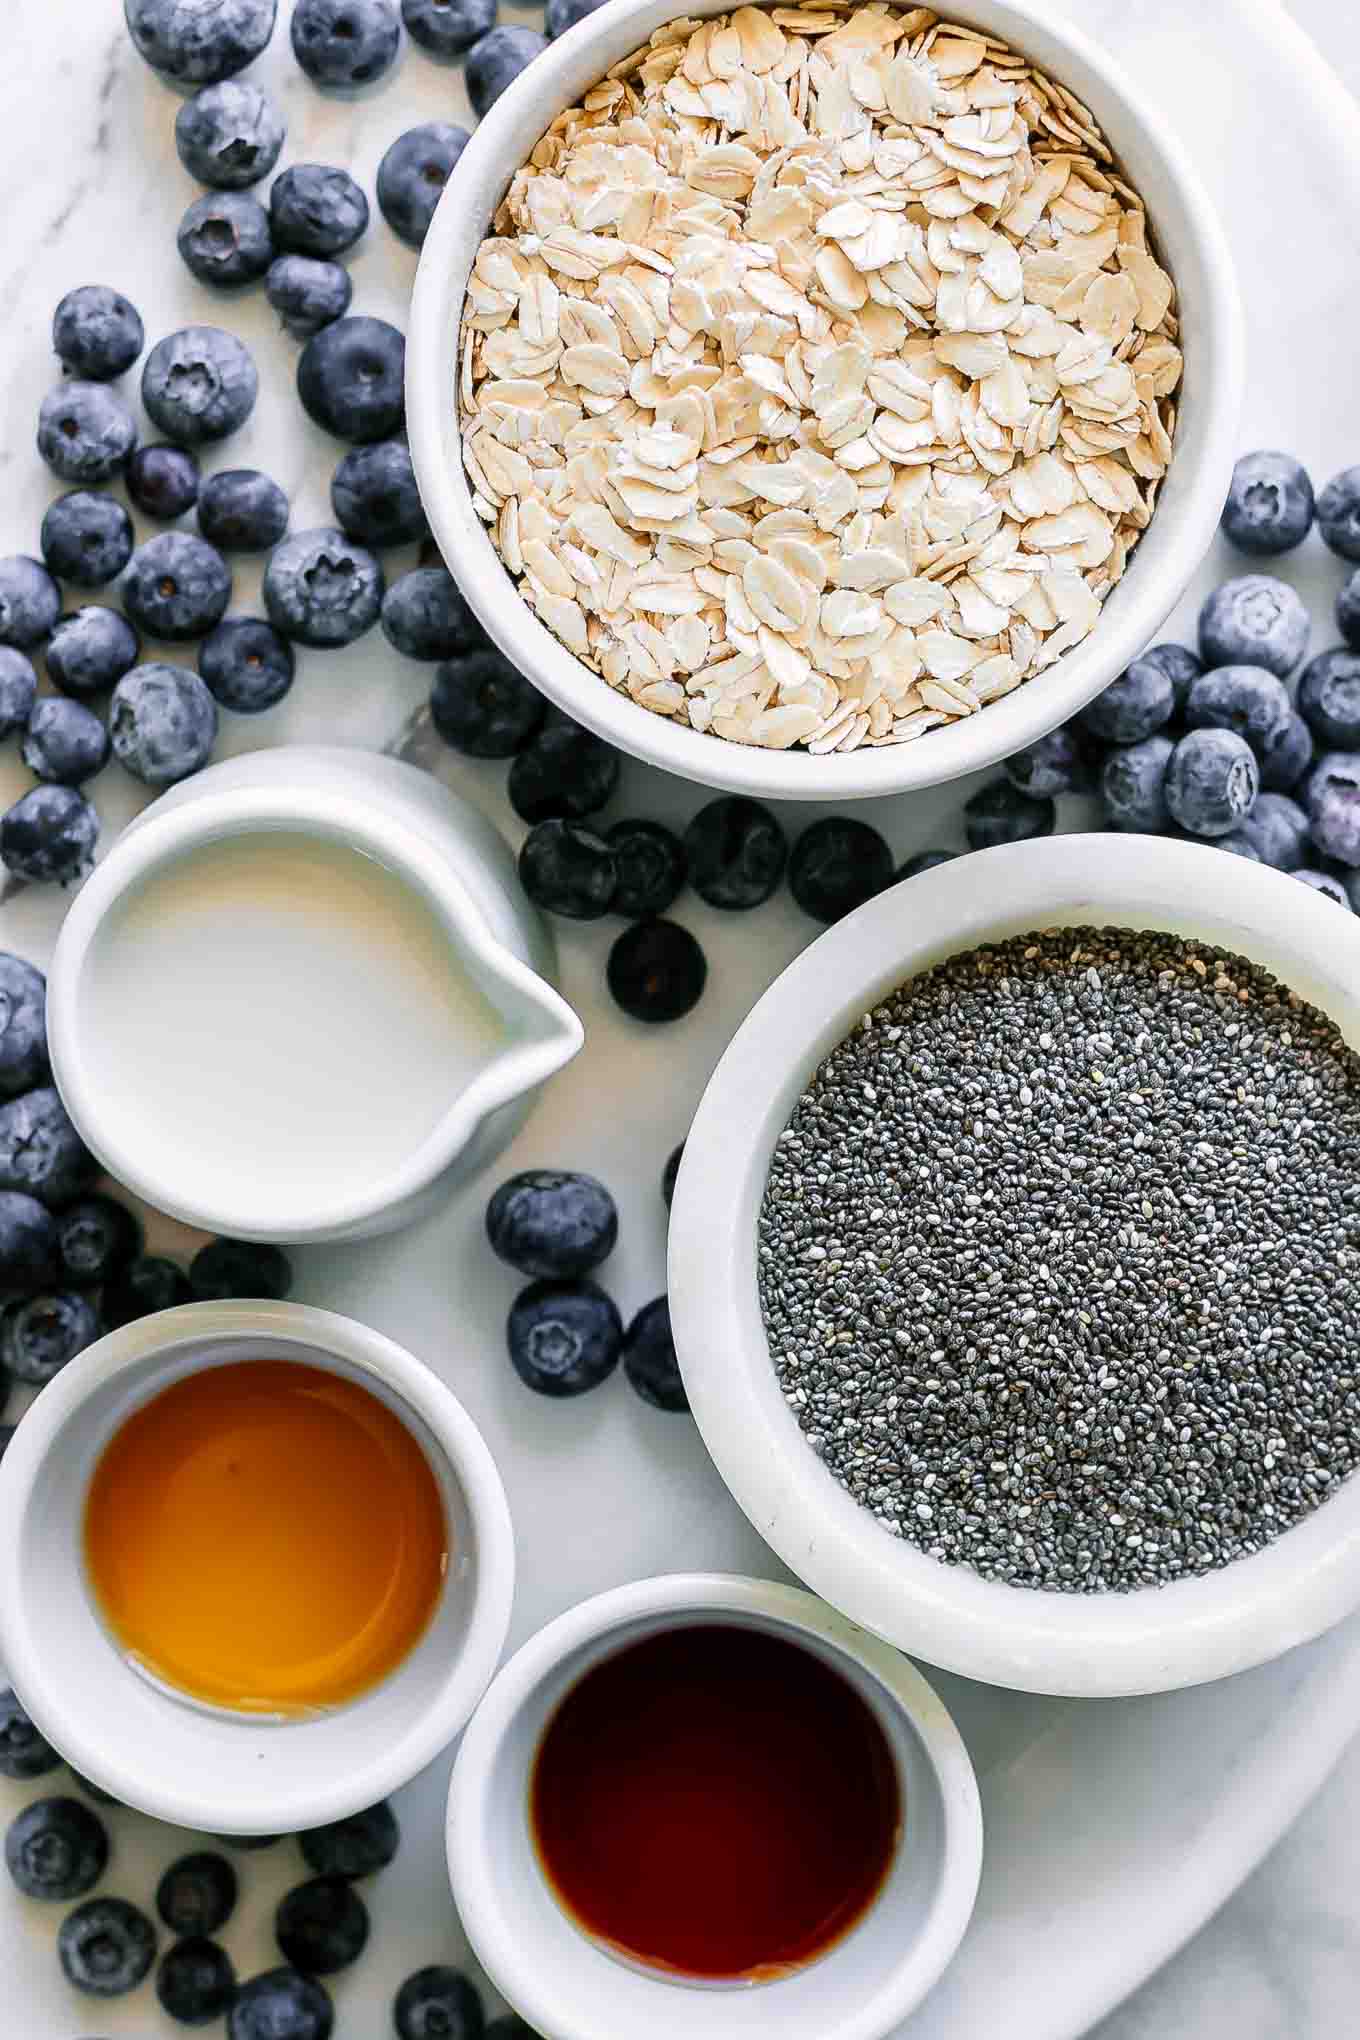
[0,786,99,885]
[189,1237,293,1299]
[1339,572,1360,655]
[377,124,470,248]
[486,1169,618,1279]
[1002,725,1086,799]
[109,664,219,784]
[1293,868,1350,907]
[52,285,144,383]
[58,1896,157,1995]
[0,955,47,1098]
[683,797,786,911]
[518,820,617,919]
[896,848,958,879]
[37,382,136,486]
[291,0,401,85]
[1079,657,1174,744]
[143,326,259,446]
[275,1877,368,1975]
[1198,574,1309,679]
[466,26,548,118]
[0,1088,94,1206]
[103,1255,194,1329]
[46,607,139,697]
[788,816,893,922]
[0,1427,12,1461]
[158,1937,238,2026]
[40,491,134,589]
[1237,791,1311,871]
[57,1195,142,1288]
[124,0,278,83]
[508,710,618,823]
[121,523,229,639]
[6,1798,109,1902]
[0,648,37,736]
[270,165,370,259]
[0,1691,61,1781]
[331,438,427,546]
[297,317,405,442]
[393,1968,485,2040]
[607,918,706,1023]
[507,1278,622,1397]
[661,1141,683,1209]
[963,779,1056,851]
[263,528,384,646]
[0,556,61,650]
[1138,640,1203,712]
[1220,450,1314,556]
[178,192,274,289]
[300,1802,399,1880]
[431,649,543,757]
[1259,708,1314,792]
[1184,663,1291,757]
[22,699,110,787]
[546,0,608,31]
[1,1292,101,1384]
[127,442,202,521]
[1298,646,1360,749]
[229,1968,334,2040]
[1214,828,1264,862]
[1165,727,1259,838]
[401,0,494,58]
[1305,752,1360,866]
[605,818,685,918]
[176,80,286,189]
[622,1295,686,1412]
[199,469,290,553]
[1101,733,1175,833]
[0,1193,57,1288]
[199,616,296,713]
[266,256,353,341]
[157,1854,240,1940]
[1317,466,1360,563]
[381,567,474,659]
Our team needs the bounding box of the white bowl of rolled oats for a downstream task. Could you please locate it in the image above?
[408,0,1242,795]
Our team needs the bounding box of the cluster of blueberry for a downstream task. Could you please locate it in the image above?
[0,1709,532,2037]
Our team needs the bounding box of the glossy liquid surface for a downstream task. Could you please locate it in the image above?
[84,1361,448,1715]
[530,1624,901,1982]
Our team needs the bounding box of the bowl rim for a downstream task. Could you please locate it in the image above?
[408,0,1245,802]
[667,836,1360,1697]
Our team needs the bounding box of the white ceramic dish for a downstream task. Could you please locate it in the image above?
[408,0,1244,804]
[446,1573,982,2040]
[0,1301,516,1835]
[669,833,1360,1698]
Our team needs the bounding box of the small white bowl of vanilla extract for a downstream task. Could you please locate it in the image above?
[0,1301,514,1835]
[447,1574,982,2040]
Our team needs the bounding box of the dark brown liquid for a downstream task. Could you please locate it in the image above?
[530,1623,901,1982]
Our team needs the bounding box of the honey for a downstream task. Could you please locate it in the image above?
[84,1361,447,1716]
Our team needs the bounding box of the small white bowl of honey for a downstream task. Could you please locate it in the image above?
[0,1301,515,1835]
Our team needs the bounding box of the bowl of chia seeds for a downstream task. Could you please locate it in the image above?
[668,834,1360,1696]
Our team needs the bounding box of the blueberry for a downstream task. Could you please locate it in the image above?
[127,443,202,521]
[484,2022,539,2040]
[788,816,893,922]
[199,470,289,553]
[158,1937,238,2025]
[607,918,705,1023]
[1305,752,1360,866]
[0,1088,94,1206]
[0,1425,12,1461]
[110,664,219,784]
[1001,724,1086,799]
[605,818,685,918]
[142,326,259,446]
[0,556,61,650]
[52,286,144,382]
[377,124,470,248]
[299,1801,399,1880]
[275,1878,368,1977]
[266,256,352,341]
[1185,663,1291,757]
[466,25,548,117]
[963,779,1056,851]
[178,192,274,288]
[0,648,37,735]
[22,699,110,787]
[507,1278,622,1397]
[263,528,384,646]
[895,848,958,879]
[157,1854,239,1939]
[291,0,401,85]
[59,1896,157,1995]
[508,710,619,822]
[270,165,370,258]
[37,382,136,486]
[124,0,278,83]
[518,820,617,919]
[0,1193,58,1288]
[1,1292,101,1384]
[57,1195,142,1288]
[46,608,138,700]
[0,955,47,1096]
[1198,574,1309,679]
[661,1141,683,1209]
[1298,647,1360,748]
[394,1967,485,2040]
[6,1798,109,1902]
[1165,727,1259,838]
[199,616,296,713]
[401,0,494,58]
[1220,450,1314,556]
[331,438,427,546]
[40,492,134,589]
[546,0,608,30]
[229,1968,334,2040]
[189,1237,293,1299]
[0,786,99,884]
[1138,640,1203,713]
[103,1254,193,1329]
[297,317,405,443]
[1293,868,1350,908]
[622,1294,686,1412]
[0,1691,61,1780]
[1259,709,1314,792]
[1078,657,1174,744]
[381,567,475,659]
[1100,734,1175,833]
[176,80,286,189]
[1317,466,1360,563]
[486,1169,618,1279]
[1237,791,1311,871]
[431,650,543,757]
[683,797,786,910]
[123,533,232,641]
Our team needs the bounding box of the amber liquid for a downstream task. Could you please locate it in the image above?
[530,1624,902,1982]
[84,1361,448,1716]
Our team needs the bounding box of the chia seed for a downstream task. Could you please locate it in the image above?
[757,926,1360,1593]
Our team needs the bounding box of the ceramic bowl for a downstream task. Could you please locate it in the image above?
[0,1302,516,1833]
[669,836,1360,1698]
[408,0,1243,803]
[446,1573,982,2040]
